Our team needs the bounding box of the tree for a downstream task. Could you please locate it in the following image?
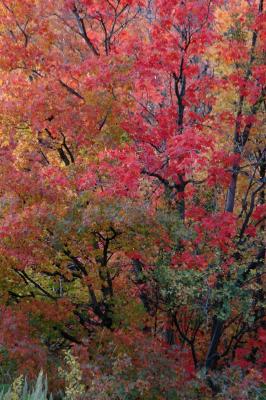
[0,0,265,397]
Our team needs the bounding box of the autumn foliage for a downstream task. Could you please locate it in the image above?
[0,0,265,398]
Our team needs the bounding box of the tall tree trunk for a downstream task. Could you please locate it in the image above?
[205,0,264,371]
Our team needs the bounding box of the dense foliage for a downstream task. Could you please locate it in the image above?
[0,0,265,398]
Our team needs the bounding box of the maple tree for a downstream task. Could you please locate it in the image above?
[0,0,265,398]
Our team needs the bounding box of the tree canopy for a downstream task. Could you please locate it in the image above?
[0,0,265,398]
